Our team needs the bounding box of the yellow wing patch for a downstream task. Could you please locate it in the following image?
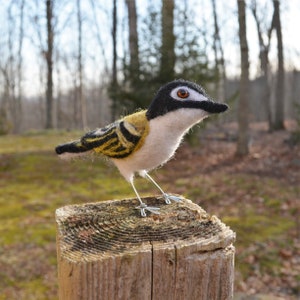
[81,110,149,159]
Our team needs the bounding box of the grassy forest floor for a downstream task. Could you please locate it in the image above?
[0,121,299,300]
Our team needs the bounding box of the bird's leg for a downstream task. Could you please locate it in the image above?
[142,172,182,204]
[130,179,160,217]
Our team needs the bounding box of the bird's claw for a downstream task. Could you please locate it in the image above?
[163,193,182,204]
[135,203,160,217]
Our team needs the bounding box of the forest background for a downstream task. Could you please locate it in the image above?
[0,0,299,136]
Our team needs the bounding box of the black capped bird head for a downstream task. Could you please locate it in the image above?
[146,79,228,120]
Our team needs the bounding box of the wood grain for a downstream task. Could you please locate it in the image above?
[56,196,235,300]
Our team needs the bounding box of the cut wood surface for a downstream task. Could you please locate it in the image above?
[56,196,236,300]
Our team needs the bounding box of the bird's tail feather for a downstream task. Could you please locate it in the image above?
[55,140,89,155]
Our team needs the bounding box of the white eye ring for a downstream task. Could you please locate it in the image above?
[171,86,208,101]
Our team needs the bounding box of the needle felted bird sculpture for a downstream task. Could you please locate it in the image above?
[55,79,228,217]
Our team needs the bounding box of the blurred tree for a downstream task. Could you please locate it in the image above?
[119,0,216,114]
[118,0,158,112]
[45,0,54,129]
[211,0,226,102]
[28,0,48,128]
[272,0,285,130]
[2,4,16,133]
[125,0,140,87]
[251,0,273,131]
[236,0,250,156]
[0,0,25,133]
[76,0,87,129]
[0,0,297,133]
[120,0,144,111]
[89,0,109,76]
[139,2,160,83]
[289,69,300,145]
[0,69,12,134]
[159,0,175,84]
[109,0,119,121]
[15,0,24,133]
[175,0,213,84]
[122,1,161,110]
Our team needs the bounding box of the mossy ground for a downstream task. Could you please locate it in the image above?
[0,127,299,299]
[0,131,152,299]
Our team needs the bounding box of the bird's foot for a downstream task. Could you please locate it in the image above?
[163,193,182,205]
[135,203,160,217]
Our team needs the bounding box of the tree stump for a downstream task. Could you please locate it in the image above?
[56,196,235,300]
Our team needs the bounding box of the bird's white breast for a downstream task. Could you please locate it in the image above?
[112,108,208,181]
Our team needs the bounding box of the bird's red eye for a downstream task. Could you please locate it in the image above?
[177,89,189,99]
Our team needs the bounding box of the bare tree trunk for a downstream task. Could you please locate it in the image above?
[55,51,62,129]
[251,0,273,130]
[236,0,250,156]
[5,1,25,133]
[0,68,11,134]
[76,0,87,129]
[45,0,54,129]
[89,0,109,75]
[125,0,140,86]
[110,0,118,121]
[272,0,285,130]
[73,76,79,128]
[29,0,46,129]
[15,0,25,133]
[159,0,175,83]
[7,4,16,130]
[211,0,226,102]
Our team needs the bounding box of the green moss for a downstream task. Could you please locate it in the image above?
[223,213,294,247]
[28,224,56,246]
[224,209,294,279]
[0,132,140,249]
[0,130,83,154]
[0,203,27,219]
[0,217,55,246]
[48,254,57,266]
[18,278,50,300]
[263,197,282,209]
[175,178,191,187]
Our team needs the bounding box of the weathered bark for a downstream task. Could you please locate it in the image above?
[56,197,235,300]
[236,0,250,156]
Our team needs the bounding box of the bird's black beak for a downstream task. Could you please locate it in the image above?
[199,100,229,114]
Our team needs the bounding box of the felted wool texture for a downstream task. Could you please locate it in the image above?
[55,79,228,183]
[112,108,209,182]
[122,110,149,154]
[89,110,148,159]
[146,79,227,120]
[56,110,149,160]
